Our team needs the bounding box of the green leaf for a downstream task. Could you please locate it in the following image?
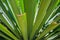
[0,0,16,30]
[0,0,22,38]
[47,32,60,40]
[0,32,11,40]
[7,0,22,34]
[35,0,59,35]
[0,13,14,32]
[45,28,60,40]
[0,13,20,38]
[36,22,60,40]
[0,24,18,40]
[54,14,60,22]
[17,13,28,40]
[30,0,52,40]
[15,0,24,14]
[1,0,17,23]
[24,0,38,37]
[45,24,60,40]
[7,0,20,14]
[47,5,60,21]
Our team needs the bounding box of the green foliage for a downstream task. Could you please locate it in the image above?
[0,0,60,40]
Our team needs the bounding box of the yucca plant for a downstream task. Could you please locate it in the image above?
[0,0,60,40]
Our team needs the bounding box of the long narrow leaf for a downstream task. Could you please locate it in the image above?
[17,13,28,40]
[0,32,11,40]
[35,0,59,35]
[30,0,51,40]
[36,22,60,40]
[0,24,18,40]
[15,0,24,14]
[24,0,38,37]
